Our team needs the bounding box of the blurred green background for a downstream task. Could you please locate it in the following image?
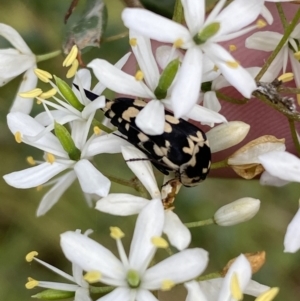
[1,1,300,301]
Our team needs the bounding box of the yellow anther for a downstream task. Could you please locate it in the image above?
[230,273,243,301]
[297,94,300,106]
[255,287,279,301]
[40,88,57,99]
[36,99,42,105]
[83,271,102,283]
[63,45,78,67]
[110,227,125,239]
[151,236,169,248]
[130,38,137,47]
[19,88,43,98]
[25,278,39,289]
[25,251,38,262]
[173,38,184,48]
[26,156,36,166]
[46,153,55,164]
[256,19,267,29]
[294,51,300,60]
[226,61,239,69]
[278,72,294,83]
[161,279,175,291]
[66,59,79,78]
[34,69,53,83]
[229,44,237,52]
[135,70,144,81]
[213,65,219,72]
[36,185,43,191]
[93,126,101,135]
[14,132,22,143]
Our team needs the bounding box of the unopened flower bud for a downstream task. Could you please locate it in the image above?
[31,289,75,299]
[206,121,250,153]
[214,197,260,226]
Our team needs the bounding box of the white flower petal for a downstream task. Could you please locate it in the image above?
[60,231,126,285]
[129,199,165,273]
[259,151,300,182]
[244,280,270,297]
[260,5,274,25]
[87,59,154,98]
[10,67,37,114]
[37,171,76,216]
[81,95,105,119]
[121,146,161,199]
[163,210,191,250]
[135,100,165,135]
[122,8,192,48]
[96,194,149,215]
[155,46,183,70]
[97,287,131,301]
[217,254,251,301]
[74,159,111,197]
[284,206,300,253]
[74,287,91,301]
[3,162,69,188]
[185,281,208,301]
[136,288,159,301]
[245,31,282,51]
[143,248,208,289]
[203,91,221,113]
[259,171,289,187]
[171,47,203,117]
[73,69,92,90]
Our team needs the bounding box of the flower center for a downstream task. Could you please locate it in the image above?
[126,269,141,288]
[193,22,220,45]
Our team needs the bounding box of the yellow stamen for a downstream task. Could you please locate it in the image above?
[297,94,300,106]
[230,273,243,301]
[255,287,279,301]
[110,227,125,239]
[34,69,53,83]
[19,88,43,98]
[93,126,101,135]
[14,132,22,143]
[135,70,144,81]
[256,19,267,29]
[226,61,239,69]
[229,44,237,52]
[36,185,43,191]
[173,38,184,48]
[151,236,169,248]
[25,278,39,289]
[46,153,55,164]
[130,38,137,46]
[63,45,78,67]
[83,271,102,283]
[278,72,294,83]
[213,65,219,72]
[66,59,79,78]
[25,251,38,262]
[26,156,36,166]
[294,51,300,60]
[161,279,175,291]
[36,99,42,105]
[40,88,57,99]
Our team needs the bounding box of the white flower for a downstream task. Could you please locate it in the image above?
[0,23,37,114]
[214,197,260,226]
[60,199,209,301]
[25,230,92,301]
[96,145,191,250]
[284,202,300,253]
[88,31,226,135]
[245,23,300,85]
[122,0,263,117]
[3,112,129,216]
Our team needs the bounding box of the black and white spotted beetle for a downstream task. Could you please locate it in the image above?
[81,88,211,187]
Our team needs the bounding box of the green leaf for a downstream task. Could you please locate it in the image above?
[63,0,107,53]
[54,122,81,161]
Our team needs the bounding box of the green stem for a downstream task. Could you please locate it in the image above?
[185,218,214,228]
[211,160,228,169]
[36,50,62,62]
[216,91,248,105]
[288,119,300,156]
[196,271,222,281]
[102,31,129,43]
[172,0,183,23]
[256,8,300,81]
[276,2,288,28]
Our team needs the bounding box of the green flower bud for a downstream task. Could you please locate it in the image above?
[54,75,84,111]
[31,289,75,300]
[54,122,81,161]
[154,59,180,99]
[193,22,220,45]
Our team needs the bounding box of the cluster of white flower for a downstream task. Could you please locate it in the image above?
[2,0,300,300]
